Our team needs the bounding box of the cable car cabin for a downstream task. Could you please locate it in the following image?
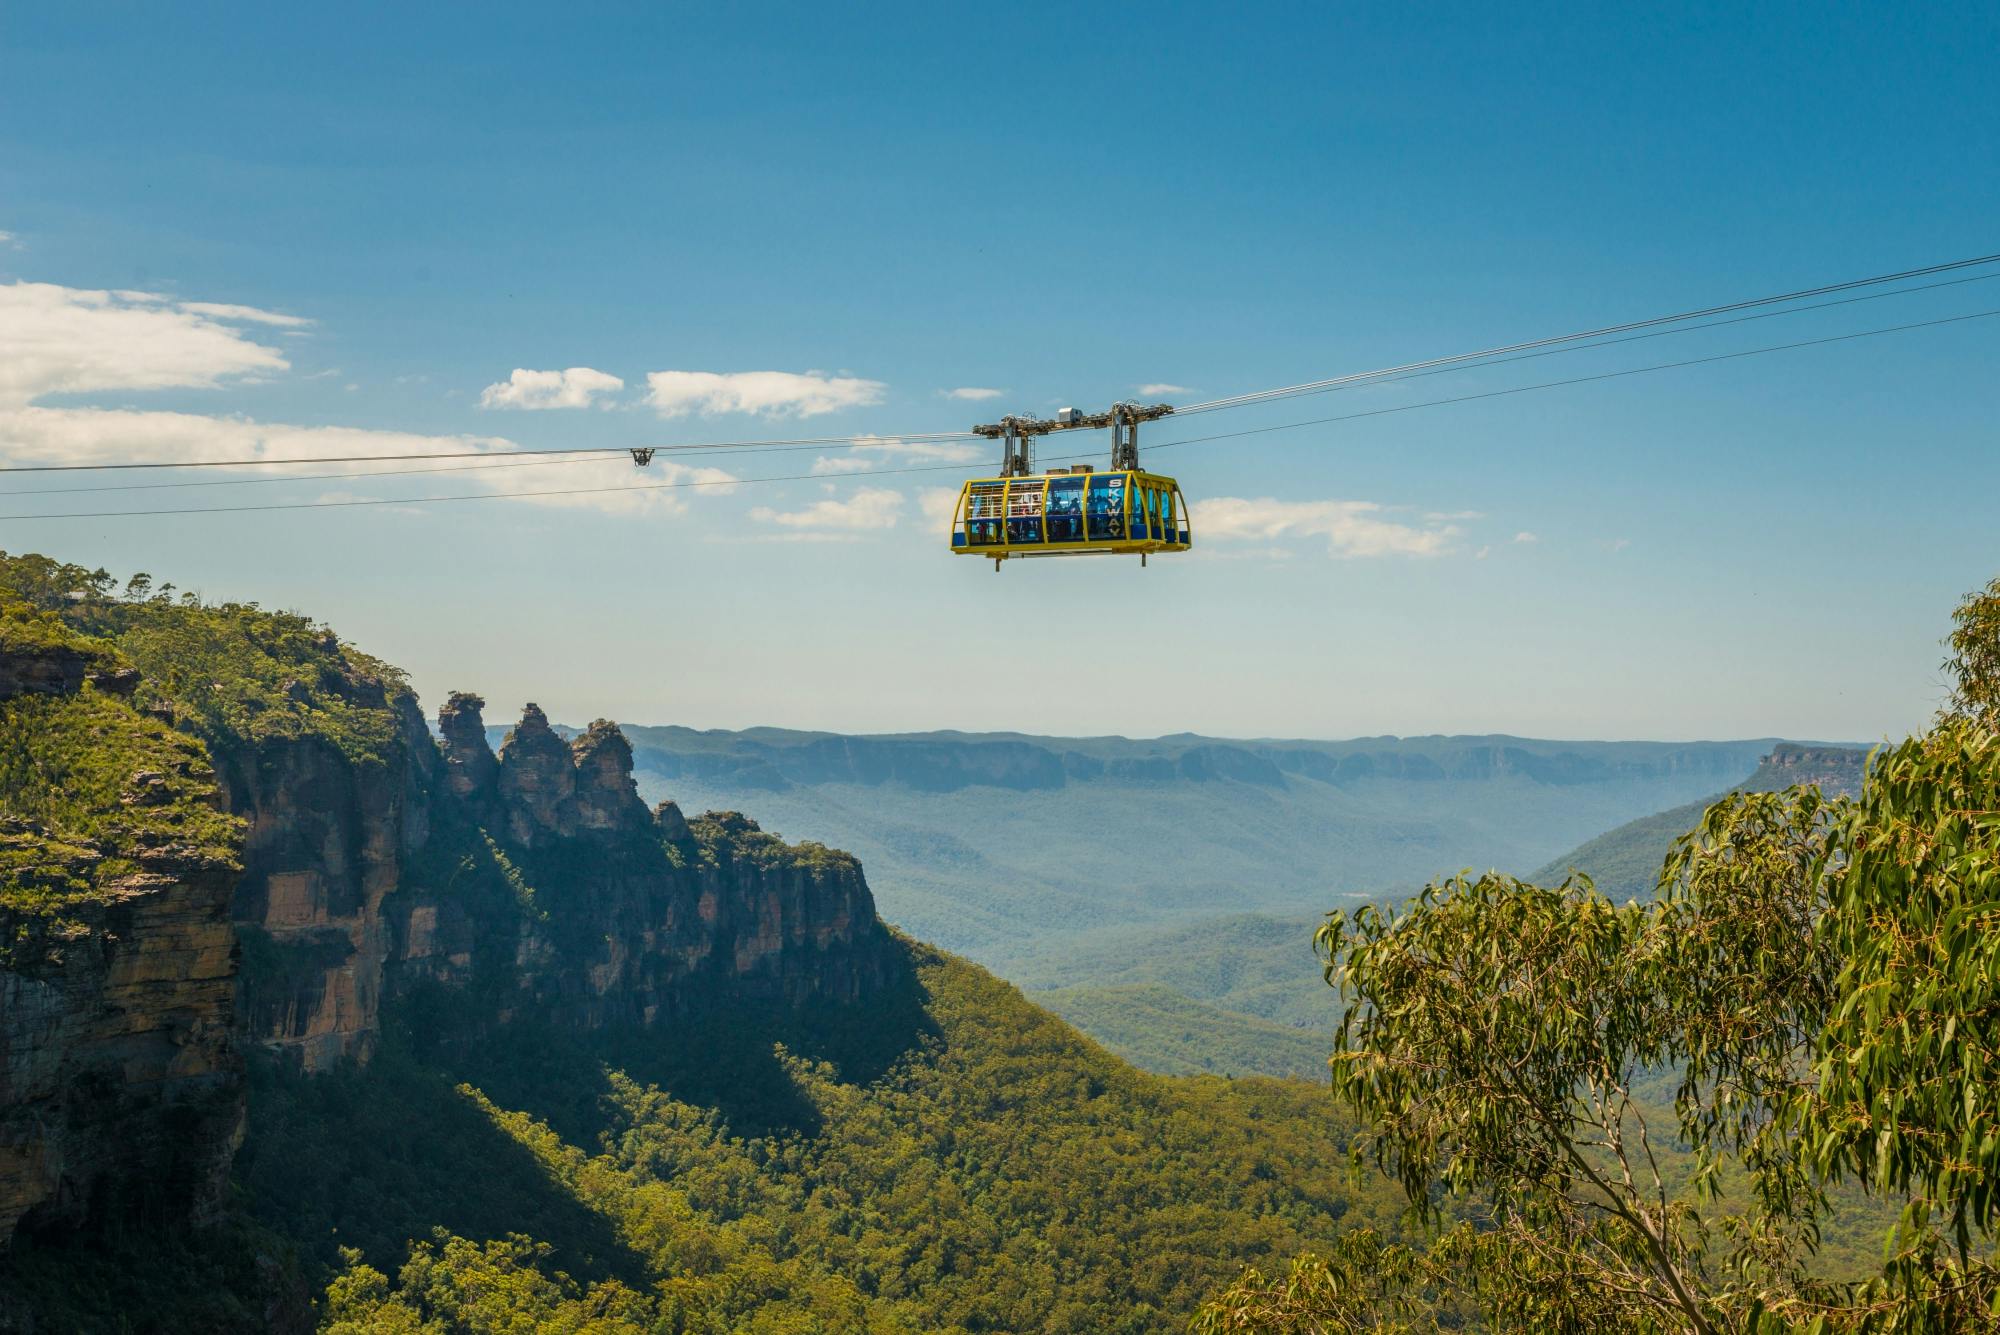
[949,467,1191,568]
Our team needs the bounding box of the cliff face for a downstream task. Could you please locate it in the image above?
[221,693,439,1072]
[223,690,898,1066]
[1745,743,1868,798]
[0,855,242,1243]
[428,699,896,1031]
[2,587,900,1256]
[0,632,245,1248]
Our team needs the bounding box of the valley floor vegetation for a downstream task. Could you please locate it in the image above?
[1201,577,2000,1334]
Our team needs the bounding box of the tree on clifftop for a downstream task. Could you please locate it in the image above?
[1201,579,2000,1334]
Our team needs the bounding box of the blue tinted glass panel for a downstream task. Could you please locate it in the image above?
[1087,476,1127,541]
[1046,477,1085,543]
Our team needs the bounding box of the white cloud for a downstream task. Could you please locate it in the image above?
[750,486,905,531]
[1513,531,1538,544]
[918,486,962,526]
[175,301,313,327]
[0,281,294,408]
[1137,383,1190,397]
[1427,509,1485,521]
[0,278,729,519]
[0,231,17,248]
[1191,496,1461,558]
[644,369,885,419]
[809,434,983,474]
[1610,537,1632,553]
[0,407,736,517]
[945,386,1003,401]
[480,366,625,411]
[810,455,874,474]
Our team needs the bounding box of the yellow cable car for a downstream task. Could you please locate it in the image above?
[948,466,1191,567]
[948,402,1192,568]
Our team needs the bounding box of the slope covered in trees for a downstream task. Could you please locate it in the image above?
[0,550,1404,1332]
[243,943,1400,1333]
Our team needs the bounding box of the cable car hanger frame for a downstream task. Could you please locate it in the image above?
[948,401,1192,570]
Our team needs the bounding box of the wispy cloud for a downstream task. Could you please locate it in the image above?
[945,386,1003,401]
[0,231,18,249]
[809,434,983,474]
[0,280,296,407]
[644,369,885,419]
[480,366,624,410]
[0,278,734,519]
[1137,382,1191,397]
[750,486,905,531]
[176,301,313,328]
[1192,496,1462,558]
[1513,531,1539,544]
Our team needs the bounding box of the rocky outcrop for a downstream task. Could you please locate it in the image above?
[2,658,899,1250]
[1746,743,1868,798]
[221,695,439,1072]
[0,851,242,1244]
[496,704,577,846]
[0,643,89,701]
[451,708,898,1031]
[220,694,898,1065]
[437,691,499,808]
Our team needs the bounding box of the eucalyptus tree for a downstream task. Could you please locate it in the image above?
[1201,580,2000,1334]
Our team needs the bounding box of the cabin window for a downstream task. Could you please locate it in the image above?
[1006,481,1045,544]
[1047,477,1085,543]
[966,482,1006,546]
[1087,476,1127,541]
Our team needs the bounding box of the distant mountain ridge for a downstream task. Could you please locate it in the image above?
[539,726,1802,796]
[506,723,1809,993]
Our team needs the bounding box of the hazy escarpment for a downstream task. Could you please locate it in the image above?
[594,724,1792,974]
[609,725,1777,795]
[1745,741,1869,796]
[1532,742,1871,900]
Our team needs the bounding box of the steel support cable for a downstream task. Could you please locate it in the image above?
[1139,308,2000,456]
[0,434,974,498]
[1169,251,2000,416]
[5,251,1993,481]
[0,428,983,476]
[3,306,1991,522]
[7,268,1992,500]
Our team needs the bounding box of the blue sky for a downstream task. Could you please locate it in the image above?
[1,2,1994,741]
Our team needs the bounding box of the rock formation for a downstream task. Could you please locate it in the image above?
[0,641,244,1246]
[1746,742,1869,798]
[0,853,242,1243]
[2,608,900,1251]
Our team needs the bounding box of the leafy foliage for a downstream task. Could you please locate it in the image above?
[1202,582,2000,1333]
[1942,575,2000,726]
[242,946,1405,1333]
[0,549,411,768]
[0,688,241,909]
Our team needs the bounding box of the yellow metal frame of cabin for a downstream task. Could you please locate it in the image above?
[948,469,1192,566]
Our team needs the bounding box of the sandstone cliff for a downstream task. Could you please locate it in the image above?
[0,628,246,1248]
[1745,742,1868,798]
[223,687,898,1068]
[1,563,901,1259]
